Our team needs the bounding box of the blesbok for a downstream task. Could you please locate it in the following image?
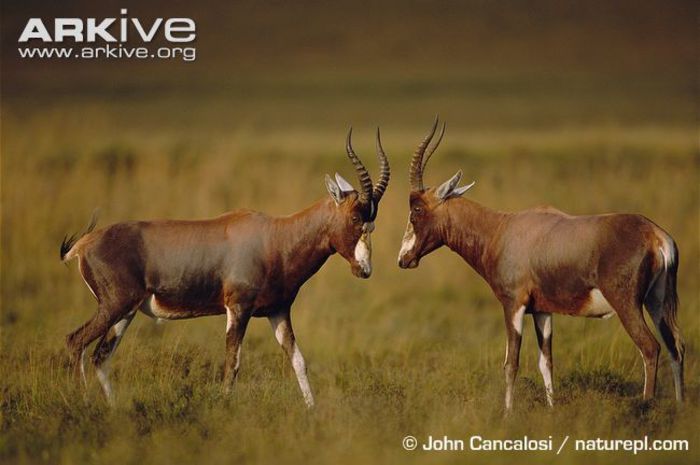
[397,118,684,410]
[60,128,390,407]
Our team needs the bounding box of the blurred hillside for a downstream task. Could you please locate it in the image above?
[2,0,697,94]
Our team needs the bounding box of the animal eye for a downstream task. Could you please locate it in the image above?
[351,215,361,224]
[412,206,422,214]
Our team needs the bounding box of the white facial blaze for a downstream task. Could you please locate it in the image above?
[398,219,416,263]
[354,222,373,276]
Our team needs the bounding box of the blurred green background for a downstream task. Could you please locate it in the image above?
[1,1,698,464]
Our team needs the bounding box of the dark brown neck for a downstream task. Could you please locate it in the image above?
[271,198,336,289]
[441,198,505,278]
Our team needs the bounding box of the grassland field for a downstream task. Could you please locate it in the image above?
[2,69,698,465]
[1,1,698,463]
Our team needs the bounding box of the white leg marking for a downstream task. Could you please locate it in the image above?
[504,306,526,411]
[225,306,242,372]
[96,362,113,403]
[269,314,315,408]
[79,349,87,387]
[234,345,241,371]
[225,306,234,333]
[537,313,552,339]
[292,344,314,408]
[639,348,648,394]
[273,319,285,345]
[113,319,129,337]
[398,220,416,263]
[354,223,373,276]
[95,312,135,404]
[512,306,526,335]
[535,313,553,407]
[537,351,553,407]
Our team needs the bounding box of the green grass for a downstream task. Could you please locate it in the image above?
[2,88,698,463]
[1,1,698,461]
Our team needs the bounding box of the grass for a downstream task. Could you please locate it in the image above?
[2,90,698,463]
[1,1,698,463]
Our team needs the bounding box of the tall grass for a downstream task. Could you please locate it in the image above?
[1,69,698,465]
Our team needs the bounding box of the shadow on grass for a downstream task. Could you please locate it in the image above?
[559,368,640,397]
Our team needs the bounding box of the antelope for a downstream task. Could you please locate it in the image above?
[397,118,684,410]
[60,128,390,407]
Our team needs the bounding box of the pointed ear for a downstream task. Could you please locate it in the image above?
[452,181,476,197]
[435,170,475,200]
[325,174,346,204]
[334,173,356,193]
[435,170,463,200]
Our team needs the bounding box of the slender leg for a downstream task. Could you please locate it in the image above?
[503,304,526,412]
[644,273,685,402]
[646,306,683,401]
[66,310,115,384]
[79,349,88,388]
[533,313,554,407]
[607,296,660,400]
[91,310,137,404]
[223,304,251,394]
[269,311,315,408]
[656,315,686,402]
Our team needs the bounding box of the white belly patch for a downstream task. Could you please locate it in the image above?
[580,289,616,319]
[141,295,180,319]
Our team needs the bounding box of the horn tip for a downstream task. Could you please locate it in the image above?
[428,115,439,133]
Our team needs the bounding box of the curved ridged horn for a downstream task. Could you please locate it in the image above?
[372,127,390,204]
[421,121,445,178]
[346,127,373,205]
[409,116,439,191]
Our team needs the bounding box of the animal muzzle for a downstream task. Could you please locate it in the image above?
[398,254,419,269]
[353,224,373,279]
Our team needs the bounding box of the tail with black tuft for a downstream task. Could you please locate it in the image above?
[655,238,685,402]
[661,241,684,363]
[60,210,99,261]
